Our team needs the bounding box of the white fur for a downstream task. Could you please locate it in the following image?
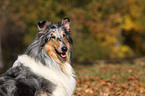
[13,55,76,96]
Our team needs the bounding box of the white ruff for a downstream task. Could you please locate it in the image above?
[13,55,76,96]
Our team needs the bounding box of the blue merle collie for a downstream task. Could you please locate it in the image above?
[0,17,76,96]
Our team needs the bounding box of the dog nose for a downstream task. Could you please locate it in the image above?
[62,47,67,52]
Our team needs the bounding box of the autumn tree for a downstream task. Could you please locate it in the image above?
[1,0,145,66]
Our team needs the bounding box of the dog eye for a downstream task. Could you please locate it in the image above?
[63,34,66,37]
[51,36,56,39]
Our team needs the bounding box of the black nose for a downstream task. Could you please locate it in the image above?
[62,47,67,52]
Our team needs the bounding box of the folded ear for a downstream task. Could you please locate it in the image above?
[60,17,70,32]
[37,20,51,32]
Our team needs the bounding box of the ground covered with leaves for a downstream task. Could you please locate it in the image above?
[73,62,145,96]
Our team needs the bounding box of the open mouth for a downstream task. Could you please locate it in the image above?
[55,49,66,59]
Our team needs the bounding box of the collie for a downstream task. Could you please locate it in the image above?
[0,17,76,96]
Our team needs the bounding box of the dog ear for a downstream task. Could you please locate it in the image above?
[37,20,51,32]
[60,17,70,32]
[59,17,73,44]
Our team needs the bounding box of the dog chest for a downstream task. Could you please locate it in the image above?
[14,55,76,96]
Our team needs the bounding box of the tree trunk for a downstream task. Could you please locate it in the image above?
[0,0,10,69]
[0,38,4,69]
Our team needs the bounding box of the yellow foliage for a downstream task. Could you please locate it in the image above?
[117,45,134,58]
[102,36,117,47]
[122,15,135,31]
[122,15,141,31]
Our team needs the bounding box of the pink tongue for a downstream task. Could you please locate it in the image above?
[61,54,66,57]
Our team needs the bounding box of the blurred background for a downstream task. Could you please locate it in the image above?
[0,0,145,70]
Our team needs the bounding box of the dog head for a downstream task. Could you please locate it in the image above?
[37,17,73,64]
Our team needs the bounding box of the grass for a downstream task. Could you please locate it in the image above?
[73,62,145,96]
[75,63,145,83]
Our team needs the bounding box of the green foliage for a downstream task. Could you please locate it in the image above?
[73,36,110,63]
